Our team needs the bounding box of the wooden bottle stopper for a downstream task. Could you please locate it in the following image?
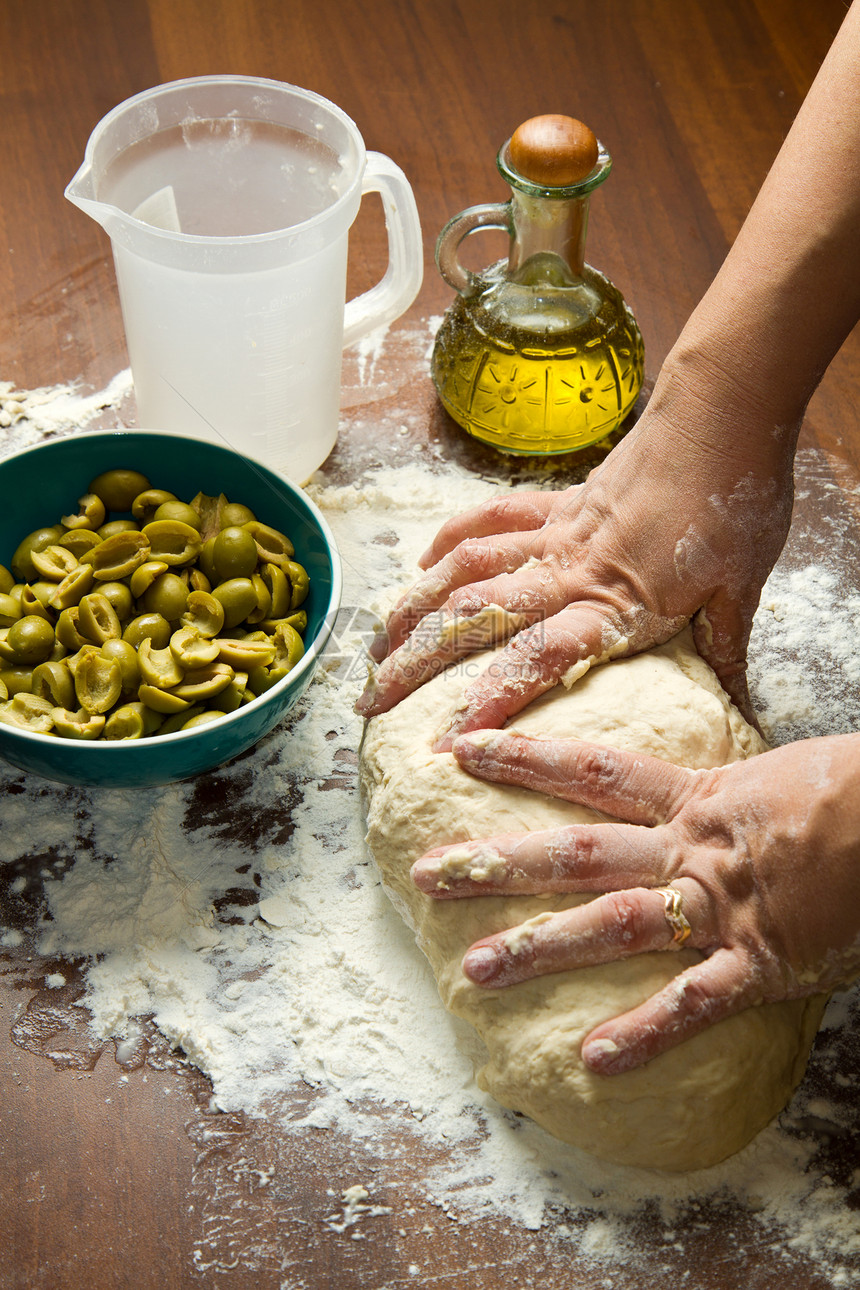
[509,114,599,186]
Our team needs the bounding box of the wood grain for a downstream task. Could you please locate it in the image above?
[1,2,858,1287]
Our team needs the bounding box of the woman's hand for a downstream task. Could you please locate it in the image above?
[356,383,798,746]
[411,730,860,1074]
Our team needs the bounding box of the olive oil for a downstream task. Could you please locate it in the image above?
[431,115,644,456]
[432,261,643,455]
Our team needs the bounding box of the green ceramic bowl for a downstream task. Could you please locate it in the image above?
[0,430,342,787]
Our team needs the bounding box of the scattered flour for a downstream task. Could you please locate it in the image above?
[1,367,859,1284]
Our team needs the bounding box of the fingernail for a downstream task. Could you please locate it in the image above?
[451,730,497,765]
[463,946,500,983]
[369,632,388,662]
[582,1037,623,1072]
[354,681,377,716]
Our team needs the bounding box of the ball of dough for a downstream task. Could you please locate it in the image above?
[360,629,827,1172]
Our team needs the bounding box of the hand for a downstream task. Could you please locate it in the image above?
[356,377,799,746]
[411,730,860,1074]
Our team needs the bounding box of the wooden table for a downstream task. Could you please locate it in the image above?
[2,2,859,1287]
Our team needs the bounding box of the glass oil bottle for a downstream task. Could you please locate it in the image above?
[431,114,644,455]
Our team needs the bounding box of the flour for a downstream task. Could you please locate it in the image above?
[1,367,859,1282]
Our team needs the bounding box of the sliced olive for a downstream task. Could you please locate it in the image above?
[132,488,177,524]
[11,526,66,582]
[78,592,122,645]
[84,530,151,581]
[32,659,76,710]
[51,707,106,740]
[31,544,79,581]
[0,692,55,733]
[103,702,162,740]
[137,638,184,689]
[75,652,122,714]
[181,590,224,639]
[61,492,106,531]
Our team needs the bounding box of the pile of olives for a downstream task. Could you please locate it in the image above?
[0,467,311,741]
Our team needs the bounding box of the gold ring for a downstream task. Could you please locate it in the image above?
[654,885,692,948]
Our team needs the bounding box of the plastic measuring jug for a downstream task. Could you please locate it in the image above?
[65,75,423,482]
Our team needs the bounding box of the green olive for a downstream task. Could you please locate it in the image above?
[181,590,224,639]
[0,564,15,595]
[32,660,76,710]
[52,708,106,740]
[243,520,294,566]
[212,526,258,581]
[99,638,141,692]
[198,536,218,584]
[157,704,205,734]
[0,666,34,696]
[182,710,226,730]
[103,701,162,740]
[78,592,122,645]
[122,613,171,650]
[49,563,94,612]
[285,561,310,610]
[219,502,255,528]
[132,488,177,524]
[0,593,22,627]
[61,492,106,531]
[137,638,184,689]
[0,615,57,665]
[89,469,151,512]
[55,607,90,652]
[19,586,53,621]
[31,544,79,581]
[153,500,202,530]
[84,530,151,581]
[98,581,134,622]
[75,651,122,714]
[0,692,55,733]
[59,528,103,559]
[142,571,189,622]
[142,519,201,567]
[11,526,67,582]
[97,519,140,540]
[211,577,258,629]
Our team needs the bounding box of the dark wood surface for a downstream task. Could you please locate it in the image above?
[1,2,859,1287]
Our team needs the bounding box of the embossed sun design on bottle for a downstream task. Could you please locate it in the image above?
[431,114,644,455]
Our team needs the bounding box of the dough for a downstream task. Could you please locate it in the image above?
[360,628,828,1172]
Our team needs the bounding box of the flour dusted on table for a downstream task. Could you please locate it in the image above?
[1,374,859,1276]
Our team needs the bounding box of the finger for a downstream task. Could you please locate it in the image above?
[581,948,757,1075]
[418,491,559,569]
[693,597,758,729]
[452,732,696,825]
[373,532,540,662]
[428,605,622,748]
[355,600,533,716]
[412,823,675,897]
[460,879,707,987]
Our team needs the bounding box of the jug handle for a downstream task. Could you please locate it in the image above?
[434,203,511,297]
[342,152,424,347]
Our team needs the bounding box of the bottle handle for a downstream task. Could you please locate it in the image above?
[342,151,424,348]
[435,202,511,296]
